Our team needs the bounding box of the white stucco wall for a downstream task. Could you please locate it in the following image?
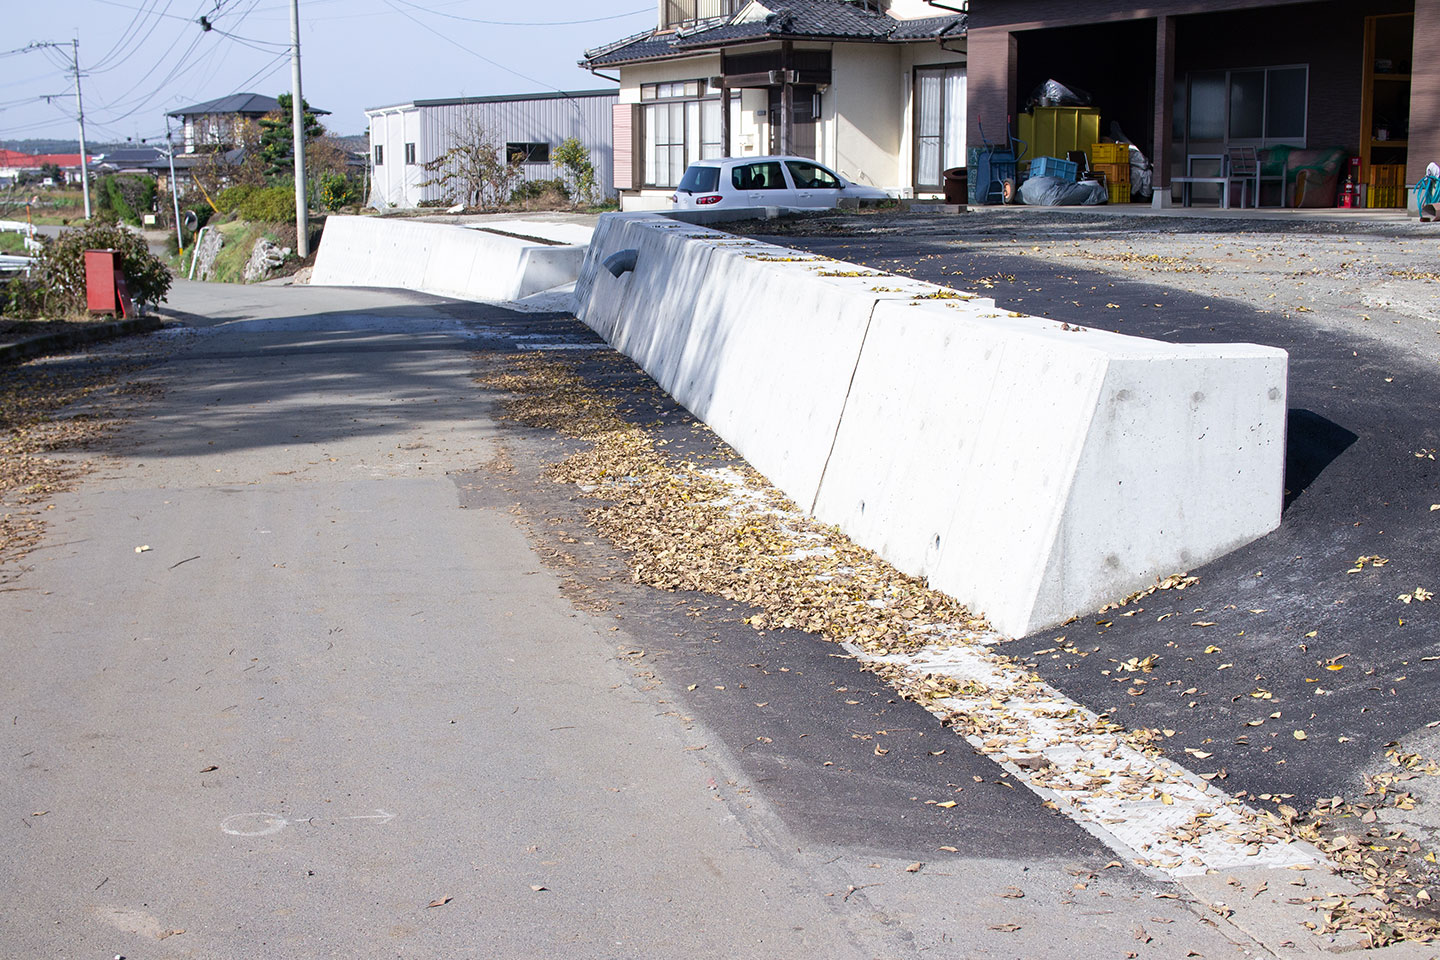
[830,43,904,190]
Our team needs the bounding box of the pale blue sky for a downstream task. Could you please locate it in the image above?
[2,0,651,145]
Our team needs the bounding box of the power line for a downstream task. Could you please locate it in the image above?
[388,1,652,27]
[89,0,171,73]
[383,0,554,93]
[212,27,291,51]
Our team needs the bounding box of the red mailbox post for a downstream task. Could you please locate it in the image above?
[84,249,135,317]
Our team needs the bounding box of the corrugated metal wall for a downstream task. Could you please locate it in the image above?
[414,93,617,206]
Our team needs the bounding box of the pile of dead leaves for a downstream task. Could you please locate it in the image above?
[0,356,144,574]
[476,352,985,658]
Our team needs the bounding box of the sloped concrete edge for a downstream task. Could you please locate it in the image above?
[573,211,1288,637]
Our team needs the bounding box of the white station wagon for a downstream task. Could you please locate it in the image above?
[672,155,892,212]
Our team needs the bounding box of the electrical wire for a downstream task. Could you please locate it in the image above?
[86,0,195,22]
[89,0,173,73]
[388,0,652,27]
[384,0,556,93]
[211,28,291,51]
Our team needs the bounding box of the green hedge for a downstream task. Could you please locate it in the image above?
[97,174,157,226]
[4,222,171,318]
[215,184,295,222]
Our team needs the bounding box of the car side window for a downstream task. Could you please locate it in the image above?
[732,161,787,190]
[785,161,841,189]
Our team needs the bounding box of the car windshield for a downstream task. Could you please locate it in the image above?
[678,165,721,193]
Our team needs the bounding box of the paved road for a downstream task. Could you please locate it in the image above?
[1,281,1252,958]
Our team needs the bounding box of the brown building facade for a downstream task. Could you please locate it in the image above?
[967,0,1439,209]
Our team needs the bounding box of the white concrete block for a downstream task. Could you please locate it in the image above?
[312,215,586,302]
[815,300,1286,635]
[572,212,1288,636]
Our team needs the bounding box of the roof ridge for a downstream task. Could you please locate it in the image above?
[582,27,660,60]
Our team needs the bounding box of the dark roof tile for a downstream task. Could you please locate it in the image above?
[582,1,965,66]
[167,92,330,117]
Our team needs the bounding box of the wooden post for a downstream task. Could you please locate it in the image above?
[720,79,731,157]
[1152,14,1176,207]
[780,41,794,155]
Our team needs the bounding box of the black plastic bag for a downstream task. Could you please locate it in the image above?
[1026,79,1092,109]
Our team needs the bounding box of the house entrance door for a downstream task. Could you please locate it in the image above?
[914,65,966,191]
[769,86,818,158]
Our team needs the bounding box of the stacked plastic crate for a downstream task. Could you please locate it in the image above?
[1088,143,1132,203]
[1367,164,1405,208]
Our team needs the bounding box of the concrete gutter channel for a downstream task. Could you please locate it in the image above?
[27,211,1436,955]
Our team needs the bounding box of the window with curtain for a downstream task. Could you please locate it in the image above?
[914,65,966,190]
[643,85,732,187]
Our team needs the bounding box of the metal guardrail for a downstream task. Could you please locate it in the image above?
[0,253,36,276]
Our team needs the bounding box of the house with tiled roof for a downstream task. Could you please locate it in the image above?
[166,92,330,154]
[580,0,967,209]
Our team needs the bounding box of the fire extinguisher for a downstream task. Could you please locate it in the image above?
[1340,156,1361,208]
[1339,174,1356,208]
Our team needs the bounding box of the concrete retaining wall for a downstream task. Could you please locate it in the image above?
[574,212,1288,637]
[311,215,586,302]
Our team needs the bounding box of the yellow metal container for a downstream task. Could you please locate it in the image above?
[1089,142,1129,165]
[1017,108,1102,166]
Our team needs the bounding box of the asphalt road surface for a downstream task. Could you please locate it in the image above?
[747,210,1440,811]
[1,281,1252,959]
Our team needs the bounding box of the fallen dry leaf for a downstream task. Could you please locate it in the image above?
[427,896,452,908]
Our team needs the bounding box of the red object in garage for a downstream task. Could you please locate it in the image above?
[84,249,134,317]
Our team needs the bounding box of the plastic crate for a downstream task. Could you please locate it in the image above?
[1369,185,1405,208]
[1092,161,1131,185]
[1368,163,1405,187]
[1090,142,1129,164]
[1106,182,1131,204]
[1030,155,1078,181]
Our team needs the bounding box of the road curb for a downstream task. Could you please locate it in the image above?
[0,314,164,365]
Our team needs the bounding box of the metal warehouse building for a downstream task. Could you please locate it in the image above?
[366,89,618,209]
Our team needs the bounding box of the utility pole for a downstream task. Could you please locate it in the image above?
[289,0,309,257]
[166,118,184,254]
[71,37,91,220]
